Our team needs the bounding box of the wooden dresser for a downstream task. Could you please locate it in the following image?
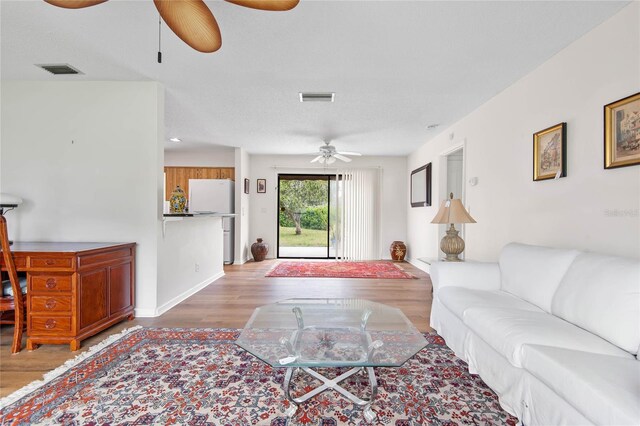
[1,242,135,351]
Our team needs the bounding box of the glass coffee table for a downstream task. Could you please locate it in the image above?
[236,298,428,421]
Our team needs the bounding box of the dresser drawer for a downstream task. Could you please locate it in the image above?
[0,256,26,269]
[30,275,72,292]
[29,257,73,269]
[30,295,72,313]
[30,316,72,334]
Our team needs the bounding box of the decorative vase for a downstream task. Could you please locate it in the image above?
[170,185,187,214]
[251,238,269,262]
[390,241,407,262]
[440,224,465,262]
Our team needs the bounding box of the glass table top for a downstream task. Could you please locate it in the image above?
[236,298,428,368]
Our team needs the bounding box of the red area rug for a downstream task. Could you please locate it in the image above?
[0,327,516,425]
[265,261,415,279]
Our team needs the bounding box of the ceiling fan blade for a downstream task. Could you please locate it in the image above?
[334,154,352,162]
[337,151,362,156]
[224,0,299,11]
[154,0,222,53]
[44,0,108,9]
[310,155,323,163]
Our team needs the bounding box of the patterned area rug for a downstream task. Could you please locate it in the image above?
[0,327,517,425]
[266,261,415,279]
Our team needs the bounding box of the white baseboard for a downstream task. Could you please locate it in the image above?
[134,307,157,317]
[135,270,225,318]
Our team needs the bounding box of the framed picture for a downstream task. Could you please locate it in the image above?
[604,92,640,169]
[410,163,432,207]
[533,122,566,181]
[257,179,266,193]
[244,178,249,194]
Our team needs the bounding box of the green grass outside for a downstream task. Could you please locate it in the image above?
[279,226,328,247]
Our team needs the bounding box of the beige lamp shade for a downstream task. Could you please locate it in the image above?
[431,193,476,224]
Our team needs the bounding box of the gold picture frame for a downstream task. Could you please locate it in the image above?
[533,122,566,181]
[604,92,640,169]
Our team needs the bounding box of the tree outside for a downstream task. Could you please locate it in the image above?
[279,180,328,241]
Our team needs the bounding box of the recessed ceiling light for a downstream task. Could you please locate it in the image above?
[169,137,181,142]
[426,124,440,130]
[299,92,335,102]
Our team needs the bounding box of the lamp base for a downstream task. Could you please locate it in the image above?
[440,224,465,262]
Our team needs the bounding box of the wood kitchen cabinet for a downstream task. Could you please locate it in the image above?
[1,242,136,351]
[164,166,235,200]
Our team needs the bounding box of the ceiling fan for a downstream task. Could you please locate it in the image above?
[310,140,362,164]
[44,0,299,53]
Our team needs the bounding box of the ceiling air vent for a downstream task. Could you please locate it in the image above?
[36,64,83,75]
[299,92,335,102]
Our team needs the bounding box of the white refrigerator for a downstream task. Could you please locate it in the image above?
[188,179,235,264]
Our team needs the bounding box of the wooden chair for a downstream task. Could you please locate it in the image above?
[0,215,27,353]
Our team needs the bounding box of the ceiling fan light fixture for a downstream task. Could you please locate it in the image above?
[299,92,335,103]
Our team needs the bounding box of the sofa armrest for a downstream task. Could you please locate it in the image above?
[431,261,501,294]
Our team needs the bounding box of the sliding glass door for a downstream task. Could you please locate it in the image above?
[277,174,335,259]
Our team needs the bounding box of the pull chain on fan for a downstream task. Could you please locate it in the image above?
[157,16,162,63]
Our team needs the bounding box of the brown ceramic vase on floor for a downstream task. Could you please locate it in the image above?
[390,241,407,262]
[251,238,269,262]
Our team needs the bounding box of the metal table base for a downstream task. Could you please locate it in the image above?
[280,307,380,422]
[283,365,378,422]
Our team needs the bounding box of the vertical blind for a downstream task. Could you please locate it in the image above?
[335,168,380,261]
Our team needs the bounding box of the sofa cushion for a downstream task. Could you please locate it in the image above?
[552,252,640,355]
[521,345,640,425]
[431,262,501,294]
[439,287,542,320]
[499,243,580,312]
[463,307,633,367]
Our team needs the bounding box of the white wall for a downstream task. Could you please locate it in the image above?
[407,3,640,263]
[249,155,407,259]
[234,148,251,263]
[0,81,164,314]
[157,217,224,315]
[164,145,236,167]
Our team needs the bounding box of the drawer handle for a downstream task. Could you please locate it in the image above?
[45,279,57,289]
[45,299,57,309]
[45,319,57,329]
[45,259,55,265]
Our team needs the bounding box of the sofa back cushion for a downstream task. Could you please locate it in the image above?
[499,243,580,312]
[552,252,640,355]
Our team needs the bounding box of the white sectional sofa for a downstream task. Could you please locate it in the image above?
[430,243,640,425]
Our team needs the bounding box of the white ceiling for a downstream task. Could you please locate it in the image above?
[1,0,628,156]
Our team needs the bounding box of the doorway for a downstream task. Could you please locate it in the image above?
[277,174,336,259]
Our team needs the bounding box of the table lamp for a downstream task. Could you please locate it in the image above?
[0,193,23,245]
[431,192,476,261]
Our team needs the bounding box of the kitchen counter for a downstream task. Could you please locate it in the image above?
[162,213,236,236]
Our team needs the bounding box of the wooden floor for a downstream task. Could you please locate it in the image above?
[0,260,432,398]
